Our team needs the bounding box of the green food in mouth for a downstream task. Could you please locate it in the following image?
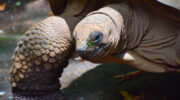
[88,40,95,48]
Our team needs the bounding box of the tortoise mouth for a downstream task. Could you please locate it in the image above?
[77,42,111,60]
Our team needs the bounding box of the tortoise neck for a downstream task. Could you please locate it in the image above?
[125,5,153,50]
[107,3,132,54]
[108,3,153,54]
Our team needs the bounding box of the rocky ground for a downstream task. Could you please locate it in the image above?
[0,0,180,100]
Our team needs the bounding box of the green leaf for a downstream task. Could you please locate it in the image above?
[88,41,95,48]
[15,1,21,6]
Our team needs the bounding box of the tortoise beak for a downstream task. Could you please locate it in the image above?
[76,45,90,59]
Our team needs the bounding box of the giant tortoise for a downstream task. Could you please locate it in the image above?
[10,0,180,99]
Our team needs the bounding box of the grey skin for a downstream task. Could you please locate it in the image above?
[74,0,180,73]
[11,0,180,99]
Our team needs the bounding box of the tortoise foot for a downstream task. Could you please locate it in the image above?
[10,16,73,99]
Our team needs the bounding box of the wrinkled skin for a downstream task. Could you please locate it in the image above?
[74,0,180,73]
[11,0,180,99]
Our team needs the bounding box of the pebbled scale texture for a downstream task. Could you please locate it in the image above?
[10,16,73,100]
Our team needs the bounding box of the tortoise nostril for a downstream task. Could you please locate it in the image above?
[76,49,86,54]
[76,45,88,54]
[89,31,103,43]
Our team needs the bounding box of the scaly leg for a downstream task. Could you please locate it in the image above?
[10,16,74,100]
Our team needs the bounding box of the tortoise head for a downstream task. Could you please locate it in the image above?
[73,7,124,61]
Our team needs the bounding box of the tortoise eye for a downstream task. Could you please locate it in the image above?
[95,34,101,40]
[89,31,103,43]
